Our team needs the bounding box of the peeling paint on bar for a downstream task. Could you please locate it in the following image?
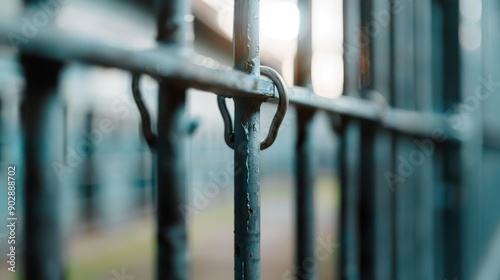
[233,0,262,279]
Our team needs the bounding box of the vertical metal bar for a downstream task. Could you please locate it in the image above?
[338,123,360,280]
[21,2,65,279]
[413,0,435,279]
[438,1,462,278]
[21,54,65,279]
[474,1,500,278]
[339,0,361,279]
[358,0,394,279]
[458,0,483,278]
[294,0,315,278]
[358,123,376,280]
[358,1,376,279]
[233,0,261,279]
[391,0,416,279]
[155,0,192,279]
[82,112,96,223]
[358,0,376,277]
[430,2,445,278]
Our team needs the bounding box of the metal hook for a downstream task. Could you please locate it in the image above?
[217,95,235,148]
[131,73,157,149]
[218,66,289,150]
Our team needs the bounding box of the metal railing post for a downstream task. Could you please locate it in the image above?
[358,0,394,279]
[392,0,417,277]
[21,54,65,279]
[340,0,362,279]
[155,0,192,279]
[414,0,435,278]
[233,0,261,279]
[20,2,65,280]
[294,0,316,278]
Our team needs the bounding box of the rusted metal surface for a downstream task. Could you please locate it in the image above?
[218,66,289,150]
[232,0,261,278]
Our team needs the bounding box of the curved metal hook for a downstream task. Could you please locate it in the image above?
[131,73,157,149]
[218,66,289,150]
[217,95,235,149]
[259,66,289,149]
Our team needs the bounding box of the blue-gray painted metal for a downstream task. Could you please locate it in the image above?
[294,0,316,278]
[155,0,192,279]
[21,54,65,280]
[339,0,362,279]
[233,0,261,279]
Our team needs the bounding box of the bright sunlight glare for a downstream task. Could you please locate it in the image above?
[261,2,299,41]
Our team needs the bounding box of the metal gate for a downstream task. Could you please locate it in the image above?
[1,0,500,279]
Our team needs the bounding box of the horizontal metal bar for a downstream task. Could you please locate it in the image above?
[286,87,460,140]
[0,22,497,145]
[0,21,275,98]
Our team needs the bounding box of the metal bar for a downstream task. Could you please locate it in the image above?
[232,0,261,279]
[294,0,315,278]
[392,0,417,279]
[371,0,395,276]
[413,0,435,279]
[82,111,96,222]
[358,0,376,277]
[0,21,274,98]
[0,23,476,140]
[439,1,462,278]
[154,0,191,279]
[430,2,445,277]
[339,0,362,279]
[21,54,65,279]
[358,0,394,279]
[1,21,498,143]
[458,0,484,278]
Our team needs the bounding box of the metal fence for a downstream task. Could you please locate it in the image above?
[1,0,500,279]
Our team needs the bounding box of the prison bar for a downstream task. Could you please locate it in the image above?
[294,0,316,278]
[339,0,362,278]
[357,0,394,279]
[392,0,418,278]
[2,21,496,146]
[2,0,500,279]
[21,54,66,279]
[232,0,262,279]
[154,0,191,279]
[20,0,65,279]
[413,0,435,278]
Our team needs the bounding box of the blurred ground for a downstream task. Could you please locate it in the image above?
[0,175,338,280]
